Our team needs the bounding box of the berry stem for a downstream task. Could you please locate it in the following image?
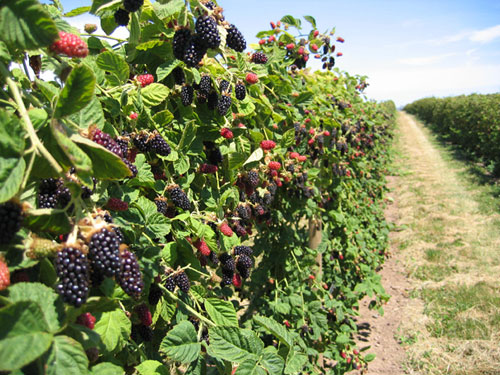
[81,33,127,43]
[20,151,36,192]
[0,63,63,174]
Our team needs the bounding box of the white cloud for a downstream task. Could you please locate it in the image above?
[397,53,456,66]
[469,24,500,43]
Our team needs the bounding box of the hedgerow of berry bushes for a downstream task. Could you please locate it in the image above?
[0,0,395,374]
[404,94,500,175]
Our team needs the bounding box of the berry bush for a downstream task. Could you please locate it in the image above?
[0,1,395,374]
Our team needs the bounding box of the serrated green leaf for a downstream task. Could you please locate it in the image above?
[45,335,89,375]
[68,94,105,129]
[136,360,169,375]
[253,315,293,348]
[234,360,266,375]
[364,353,376,362]
[260,348,285,375]
[64,6,91,17]
[0,301,53,371]
[23,208,71,234]
[8,283,64,334]
[90,362,124,375]
[51,122,92,175]
[156,60,180,82]
[0,157,25,204]
[159,321,201,364]
[284,351,307,374]
[303,15,316,28]
[140,83,170,106]
[0,0,58,50]
[96,51,129,84]
[243,148,263,166]
[94,309,131,352]
[205,298,238,327]
[55,64,96,118]
[153,0,185,19]
[208,326,263,363]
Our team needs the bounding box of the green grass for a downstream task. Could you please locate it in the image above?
[420,282,500,340]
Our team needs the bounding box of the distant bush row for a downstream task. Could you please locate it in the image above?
[404,93,500,175]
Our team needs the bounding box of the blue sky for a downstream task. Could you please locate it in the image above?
[44,0,500,106]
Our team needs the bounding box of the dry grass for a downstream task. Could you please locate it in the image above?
[391,113,500,375]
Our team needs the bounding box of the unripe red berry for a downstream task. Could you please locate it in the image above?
[260,140,276,150]
[76,312,96,330]
[268,161,281,170]
[245,73,258,84]
[220,127,234,139]
[286,43,295,50]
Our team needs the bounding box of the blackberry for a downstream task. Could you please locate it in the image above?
[115,137,129,158]
[149,133,171,156]
[38,192,58,208]
[55,247,90,307]
[236,254,253,279]
[286,164,295,173]
[38,178,60,208]
[219,253,235,272]
[183,35,207,68]
[172,67,185,85]
[235,83,246,100]
[226,24,246,52]
[234,223,247,237]
[88,228,122,278]
[122,158,138,177]
[181,85,194,106]
[209,251,219,265]
[92,129,123,158]
[173,29,191,60]
[114,8,130,26]
[207,91,218,110]
[234,245,253,257]
[174,271,190,293]
[169,186,191,211]
[217,93,232,116]
[195,15,221,49]
[246,170,259,188]
[263,192,273,205]
[133,133,151,153]
[236,204,251,220]
[155,198,168,216]
[0,201,23,244]
[198,75,212,95]
[203,1,216,10]
[117,248,143,298]
[56,185,72,208]
[165,271,176,292]
[123,0,143,13]
[251,52,268,64]
[221,269,233,286]
[219,79,231,94]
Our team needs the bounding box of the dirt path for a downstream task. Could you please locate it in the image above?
[353,112,500,375]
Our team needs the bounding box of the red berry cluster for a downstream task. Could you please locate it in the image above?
[136,74,154,87]
[50,31,89,58]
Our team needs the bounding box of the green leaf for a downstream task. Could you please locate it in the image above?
[94,309,131,352]
[8,283,64,334]
[140,83,170,106]
[0,112,25,157]
[243,148,263,166]
[228,152,247,171]
[0,0,58,50]
[303,15,316,28]
[68,94,105,129]
[153,0,185,19]
[205,298,238,327]
[55,64,96,118]
[208,326,263,363]
[156,60,180,82]
[71,134,132,180]
[50,122,92,175]
[335,333,350,345]
[91,362,124,375]
[45,335,89,375]
[234,360,266,375]
[260,348,285,375]
[96,51,129,84]
[64,6,91,17]
[284,351,307,374]
[253,315,293,348]
[364,353,376,362]
[136,360,169,375]
[0,157,25,204]
[23,208,71,234]
[0,301,53,371]
[174,154,190,175]
[159,321,201,364]
[281,129,295,148]
[280,15,301,28]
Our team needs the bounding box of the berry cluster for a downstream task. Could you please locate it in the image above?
[50,31,89,58]
[114,8,130,26]
[55,247,90,307]
[87,227,122,281]
[132,131,171,157]
[251,52,268,64]
[0,201,23,245]
[217,245,254,287]
[168,185,191,211]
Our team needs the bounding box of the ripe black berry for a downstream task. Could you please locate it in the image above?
[251,52,268,64]
[246,170,259,187]
[183,35,207,67]
[122,158,138,177]
[173,29,191,60]
[133,132,151,153]
[55,247,90,307]
[198,75,212,95]
[149,133,171,156]
[221,269,233,286]
[236,204,251,220]
[174,271,190,293]
[203,1,216,10]
[92,128,123,158]
[88,228,122,278]
[234,245,253,257]
[195,15,221,49]
[123,0,143,13]
[0,201,23,244]
[219,253,235,272]
[181,85,194,106]
[235,83,246,100]
[115,136,129,158]
[204,142,223,165]
[155,198,168,216]
[38,178,60,209]
[165,271,176,292]
[209,251,219,265]
[217,93,232,116]
[207,91,218,110]
[172,67,185,85]
[117,248,143,298]
[236,254,253,279]
[226,24,246,52]
[219,79,231,93]
[169,186,191,211]
[114,8,130,26]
